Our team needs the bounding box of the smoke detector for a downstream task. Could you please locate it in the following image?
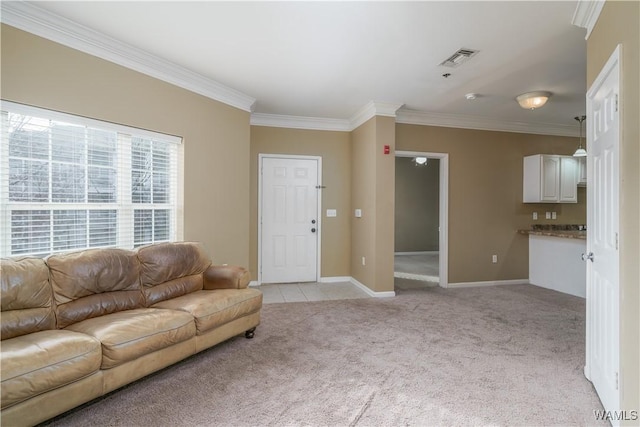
[439,48,479,68]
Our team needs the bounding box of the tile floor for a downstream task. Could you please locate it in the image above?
[394,252,439,282]
[259,281,370,304]
[259,254,442,304]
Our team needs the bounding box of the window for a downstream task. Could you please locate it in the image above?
[1,101,183,257]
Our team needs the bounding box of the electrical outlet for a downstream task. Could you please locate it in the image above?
[533,212,538,220]
[552,212,557,220]
[361,257,366,266]
[545,212,551,219]
[492,255,498,264]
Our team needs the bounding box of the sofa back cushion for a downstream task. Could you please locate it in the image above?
[137,242,211,306]
[47,248,143,328]
[1,257,55,340]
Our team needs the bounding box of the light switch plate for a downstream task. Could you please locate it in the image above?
[326,209,337,217]
[533,212,538,220]
[355,209,362,218]
[545,212,551,219]
[552,212,557,219]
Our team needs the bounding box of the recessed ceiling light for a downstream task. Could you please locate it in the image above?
[465,93,478,100]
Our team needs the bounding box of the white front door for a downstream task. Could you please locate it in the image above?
[585,45,620,417]
[260,156,319,284]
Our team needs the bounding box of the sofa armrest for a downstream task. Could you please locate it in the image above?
[203,265,251,290]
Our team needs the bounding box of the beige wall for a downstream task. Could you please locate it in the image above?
[587,0,640,415]
[395,157,440,252]
[374,117,396,293]
[1,25,251,267]
[249,126,351,279]
[351,118,378,288]
[396,124,586,283]
[351,116,396,293]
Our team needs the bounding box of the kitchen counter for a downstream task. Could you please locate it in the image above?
[519,225,586,298]
[517,229,586,240]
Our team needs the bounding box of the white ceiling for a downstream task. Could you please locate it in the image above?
[24,1,588,134]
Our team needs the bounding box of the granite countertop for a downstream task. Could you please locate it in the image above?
[517,224,587,240]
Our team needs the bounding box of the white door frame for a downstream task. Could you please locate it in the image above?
[395,151,449,288]
[258,153,322,285]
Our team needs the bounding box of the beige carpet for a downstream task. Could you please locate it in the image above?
[42,284,605,426]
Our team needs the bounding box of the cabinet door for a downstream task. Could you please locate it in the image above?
[540,156,560,202]
[578,157,587,186]
[559,156,578,202]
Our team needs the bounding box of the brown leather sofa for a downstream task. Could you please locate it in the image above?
[0,241,262,426]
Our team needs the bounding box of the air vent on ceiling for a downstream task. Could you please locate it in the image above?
[439,48,479,68]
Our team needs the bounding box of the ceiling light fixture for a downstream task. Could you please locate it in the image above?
[413,157,428,166]
[516,91,552,110]
[465,93,478,100]
[573,115,587,157]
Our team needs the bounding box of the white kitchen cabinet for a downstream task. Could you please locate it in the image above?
[578,157,587,186]
[523,154,578,203]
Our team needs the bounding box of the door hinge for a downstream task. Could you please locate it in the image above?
[615,371,619,390]
[615,94,619,112]
[616,232,619,250]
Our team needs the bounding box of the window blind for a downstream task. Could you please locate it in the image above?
[0,101,183,257]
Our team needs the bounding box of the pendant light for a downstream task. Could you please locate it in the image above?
[573,115,587,157]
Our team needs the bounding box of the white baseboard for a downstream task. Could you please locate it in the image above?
[254,276,395,298]
[394,251,439,256]
[445,279,528,289]
[394,272,439,282]
[319,276,352,283]
[248,280,259,288]
[349,277,395,298]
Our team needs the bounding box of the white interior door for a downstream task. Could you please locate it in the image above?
[585,45,620,417]
[260,156,319,284]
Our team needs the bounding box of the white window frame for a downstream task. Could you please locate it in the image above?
[0,101,184,257]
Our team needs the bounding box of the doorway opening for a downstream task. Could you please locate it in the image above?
[394,151,449,290]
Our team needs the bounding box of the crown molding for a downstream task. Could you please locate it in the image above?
[0,1,256,112]
[571,0,606,40]
[250,113,351,132]
[396,109,579,137]
[251,101,404,132]
[349,101,404,130]
[251,108,578,136]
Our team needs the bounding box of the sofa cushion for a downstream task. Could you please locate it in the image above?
[1,257,55,340]
[47,248,143,328]
[137,242,212,306]
[1,330,101,409]
[65,308,195,369]
[152,289,263,334]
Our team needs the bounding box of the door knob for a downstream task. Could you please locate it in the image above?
[581,252,594,262]
[311,228,316,233]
